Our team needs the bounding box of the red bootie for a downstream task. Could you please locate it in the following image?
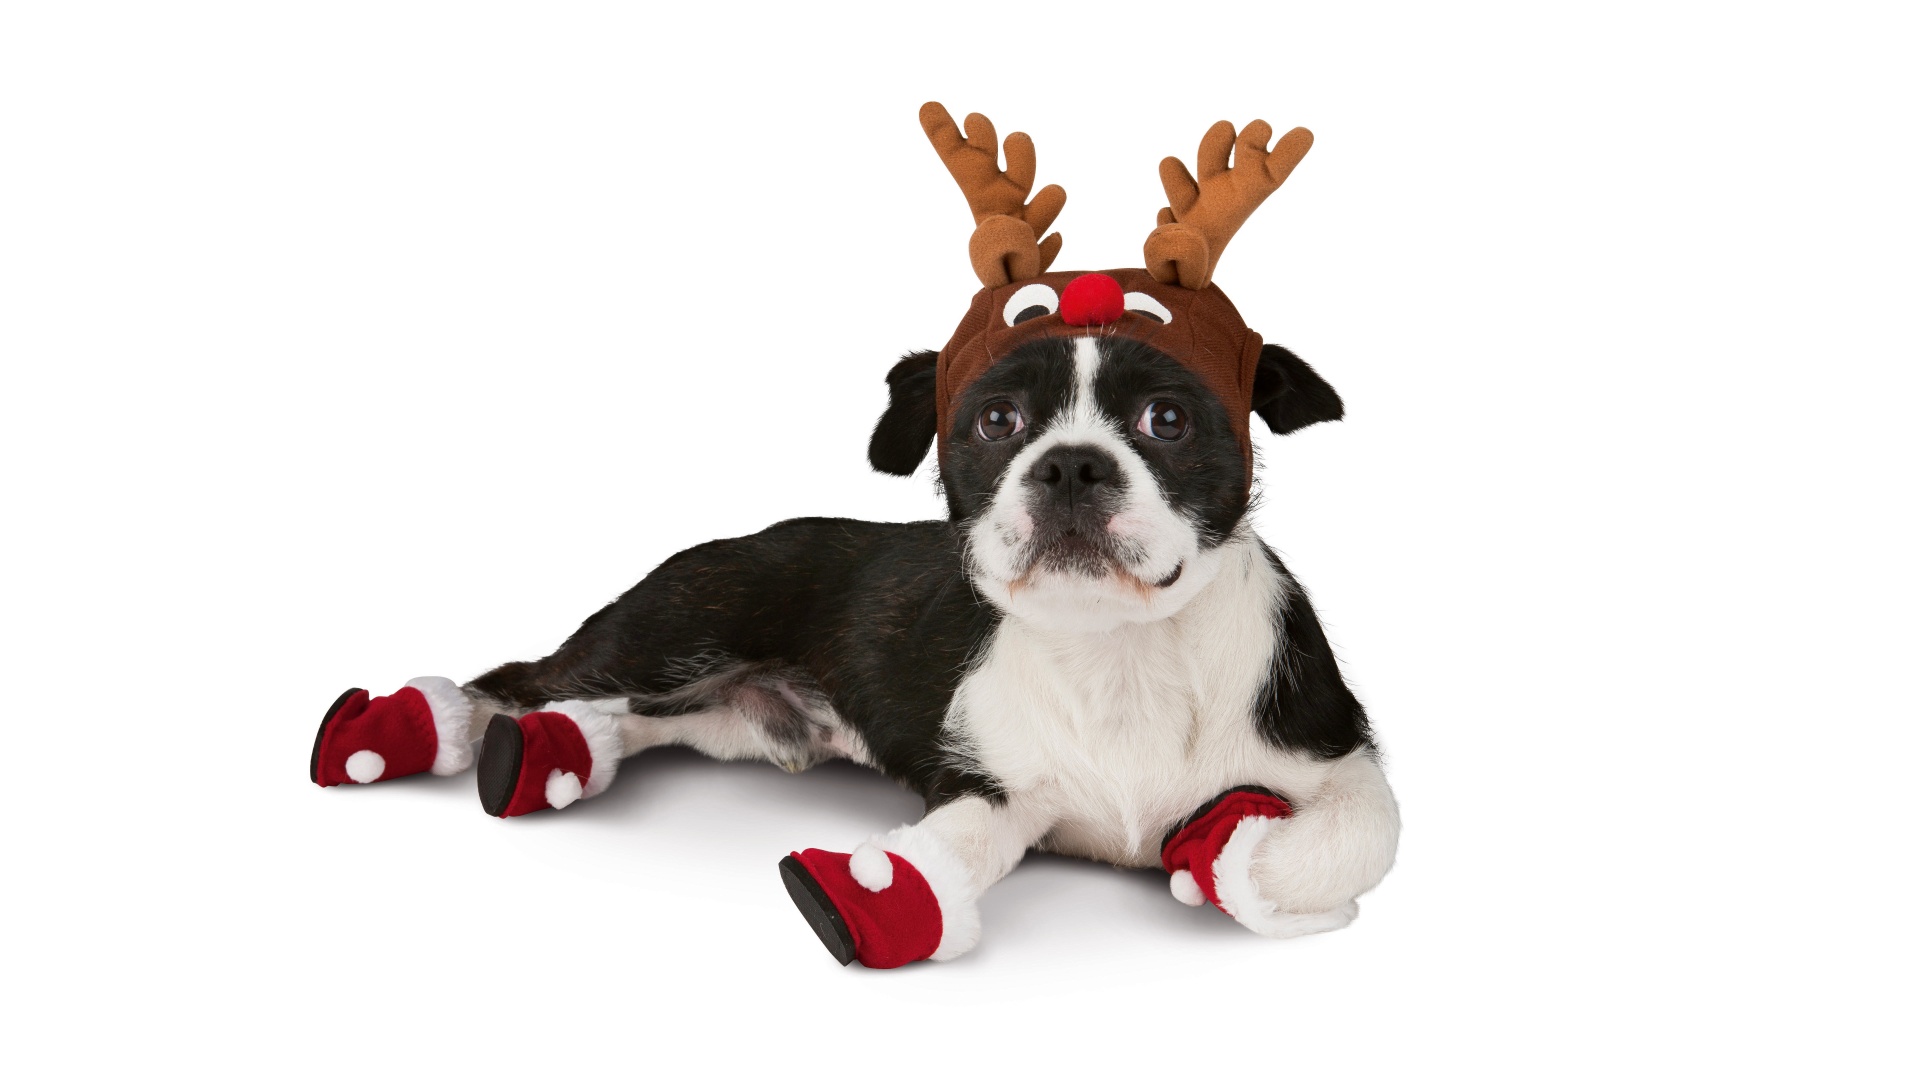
[311,677,474,786]
[1162,784,1372,940]
[475,702,622,817]
[779,830,980,968]
[1161,786,1294,911]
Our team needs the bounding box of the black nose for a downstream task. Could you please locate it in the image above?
[1028,444,1118,510]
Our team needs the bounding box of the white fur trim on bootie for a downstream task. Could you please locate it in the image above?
[1210,815,1359,939]
[541,700,623,799]
[405,676,475,776]
[871,825,982,962]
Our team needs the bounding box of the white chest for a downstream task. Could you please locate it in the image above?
[948,538,1317,866]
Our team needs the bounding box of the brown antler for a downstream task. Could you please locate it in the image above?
[1145,120,1312,290]
[919,102,1066,288]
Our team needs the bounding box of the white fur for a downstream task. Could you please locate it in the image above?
[610,691,873,771]
[541,700,623,798]
[1210,815,1358,938]
[945,533,1401,932]
[619,707,766,760]
[965,336,1225,633]
[1072,331,1101,400]
[405,675,474,775]
[952,336,1383,882]
[344,749,385,784]
[847,842,894,891]
[951,531,1289,860]
[1248,749,1401,914]
[544,769,583,810]
[456,332,1398,950]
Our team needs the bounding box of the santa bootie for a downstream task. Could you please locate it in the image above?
[1162,786,1293,913]
[779,829,981,968]
[474,702,622,817]
[1161,785,1354,937]
[311,677,474,786]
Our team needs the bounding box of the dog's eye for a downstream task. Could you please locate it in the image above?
[1003,283,1059,326]
[1123,292,1172,324]
[977,400,1026,442]
[1138,401,1189,441]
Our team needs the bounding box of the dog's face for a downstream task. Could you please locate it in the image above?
[870,279,1346,632]
[946,333,1246,629]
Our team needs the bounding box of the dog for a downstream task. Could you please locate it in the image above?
[310,104,1400,968]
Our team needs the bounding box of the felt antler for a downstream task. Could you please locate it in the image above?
[1145,120,1313,290]
[919,102,1067,288]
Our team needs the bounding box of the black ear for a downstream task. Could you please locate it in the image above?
[868,350,940,475]
[1251,343,1345,435]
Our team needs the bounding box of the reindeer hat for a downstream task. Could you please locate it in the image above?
[922,101,1313,466]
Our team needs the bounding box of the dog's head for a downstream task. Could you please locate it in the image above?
[867,104,1343,631]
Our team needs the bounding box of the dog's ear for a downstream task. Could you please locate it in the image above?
[1251,343,1345,435]
[868,350,940,475]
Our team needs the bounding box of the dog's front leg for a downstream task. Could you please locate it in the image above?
[780,794,1052,968]
[1162,750,1400,939]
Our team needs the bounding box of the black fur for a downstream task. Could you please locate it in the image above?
[469,518,1006,807]
[1091,336,1249,543]
[940,336,1080,523]
[936,335,1253,567]
[867,350,939,476]
[465,334,1366,812]
[1252,343,1345,436]
[1255,544,1373,759]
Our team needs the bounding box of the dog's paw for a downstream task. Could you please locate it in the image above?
[474,702,622,817]
[310,677,474,787]
[779,828,981,969]
[1211,815,1359,939]
[1161,787,1362,939]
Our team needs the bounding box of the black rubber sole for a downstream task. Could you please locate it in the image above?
[779,855,856,967]
[476,714,525,818]
[310,687,365,784]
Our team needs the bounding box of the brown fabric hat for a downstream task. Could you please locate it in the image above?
[920,103,1311,473]
[933,270,1263,464]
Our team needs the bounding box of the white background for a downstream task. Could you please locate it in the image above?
[3,2,1914,1076]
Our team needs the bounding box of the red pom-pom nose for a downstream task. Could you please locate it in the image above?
[1059,273,1125,327]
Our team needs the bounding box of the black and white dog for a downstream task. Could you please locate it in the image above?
[311,109,1399,967]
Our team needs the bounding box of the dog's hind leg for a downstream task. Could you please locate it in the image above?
[314,520,868,805]
[308,666,822,815]
[307,669,610,799]
[615,662,869,772]
[460,655,866,817]
[465,699,627,818]
[307,661,637,803]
